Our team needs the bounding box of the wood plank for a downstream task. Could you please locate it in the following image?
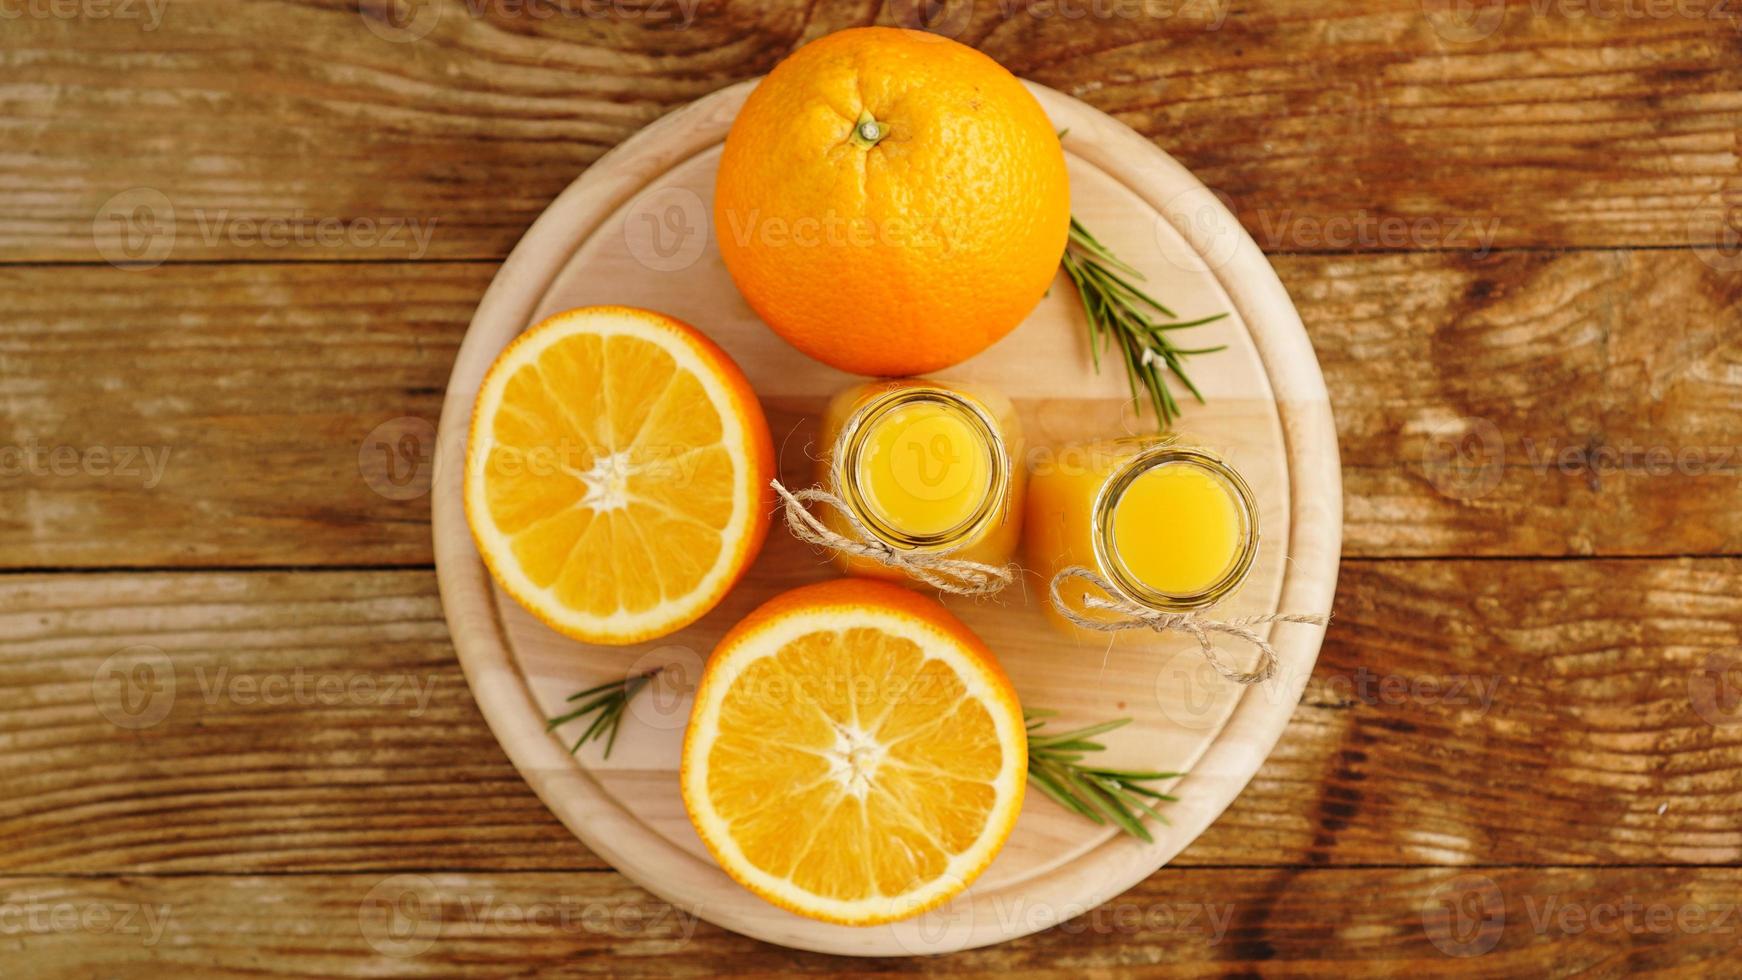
[1194,557,1742,867]
[4,1,1736,263]
[3,866,1740,975]
[7,560,1742,874]
[0,263,485,567]
[1021,2,1742,256]
[1307,249,1742,557]
[3,250,1738,568]
[0,568,596,873]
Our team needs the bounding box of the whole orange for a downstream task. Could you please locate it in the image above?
[713,27,1071,377]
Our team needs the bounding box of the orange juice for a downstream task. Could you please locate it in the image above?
[857,398,994,538]
[817,380,1024,580]
[1025,439,1257,631]
[1112,463,1244,595]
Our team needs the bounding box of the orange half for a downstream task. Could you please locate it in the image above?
[681,579,1026,925]
[464,306,774,644]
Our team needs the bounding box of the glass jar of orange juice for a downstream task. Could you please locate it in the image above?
[815,380,1024,581]
[1025,437,1258,630]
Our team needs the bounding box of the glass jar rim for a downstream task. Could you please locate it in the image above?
[831,385,1011,553]
[1090,444,1260,611]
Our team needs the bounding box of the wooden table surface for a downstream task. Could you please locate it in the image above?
[4,1,1740,976]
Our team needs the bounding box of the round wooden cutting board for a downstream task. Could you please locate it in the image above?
[432,77,1341,957]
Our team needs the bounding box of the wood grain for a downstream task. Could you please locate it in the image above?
[0,569,592,873]
[5,0,1736,263]
[0,263,483,567]
[1310,249,1742,557]
[5,0,1734,971]
[1198,557,1742,868]
[4,250,1736,568]
[5,866,1741,976]
[8,560,1742,874]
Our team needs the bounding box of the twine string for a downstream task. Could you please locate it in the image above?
[1049,565,1329,684]
[770,479,1015,596]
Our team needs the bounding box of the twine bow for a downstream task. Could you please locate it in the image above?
[1049,566,1329,684]
[770,479,1016,596]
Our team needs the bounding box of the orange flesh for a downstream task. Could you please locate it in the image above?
[704,626,1004,901]
[482,332,735,616]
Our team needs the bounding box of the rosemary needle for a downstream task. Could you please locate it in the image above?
[546,669,661,759]
[1025,710,1181,844]
[1062,216,1229,429]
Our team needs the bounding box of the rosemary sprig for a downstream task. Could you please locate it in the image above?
[546,668,661,759]
[1025,709,1180,843]
[547,681,1182,843]
[1062,216,1229,428]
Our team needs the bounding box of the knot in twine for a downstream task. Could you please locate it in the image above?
[1049,566,1329,685]
[770,480,1015,596]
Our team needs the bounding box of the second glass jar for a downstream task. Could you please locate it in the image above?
[1024,436,1260,632]
[816,379,1025,581]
